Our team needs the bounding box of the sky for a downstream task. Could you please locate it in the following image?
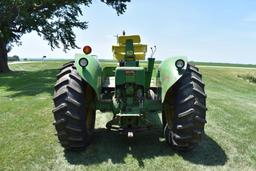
[9,0,256,64]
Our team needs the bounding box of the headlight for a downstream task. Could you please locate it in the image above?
[175,59,185,69]
[79,58,88,68]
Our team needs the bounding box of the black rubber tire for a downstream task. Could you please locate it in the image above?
[52,61,96,150]
[163,64,207,150]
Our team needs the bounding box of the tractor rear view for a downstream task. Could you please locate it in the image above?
[52,33,207,151]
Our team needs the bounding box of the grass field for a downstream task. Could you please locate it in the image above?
[0,61,256,171]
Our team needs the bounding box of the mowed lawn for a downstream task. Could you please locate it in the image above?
[0,61,256,170]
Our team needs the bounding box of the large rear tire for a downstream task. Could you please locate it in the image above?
[52,61,96,150]
[163,64,207,150]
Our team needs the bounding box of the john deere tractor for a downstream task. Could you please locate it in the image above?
[52,33,207,150]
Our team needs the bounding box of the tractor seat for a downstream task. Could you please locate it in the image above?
[112,35,147,61]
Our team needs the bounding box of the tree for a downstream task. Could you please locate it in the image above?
[0,0,130,73]
[8,55,20,61]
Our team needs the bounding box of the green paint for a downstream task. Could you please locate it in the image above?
[102,66,115,78]
[145,57,155,90]
[158,56,188,102]
[115,67,145,86]
[74,54,102,97]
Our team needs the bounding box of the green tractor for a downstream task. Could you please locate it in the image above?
[52,33,207,150]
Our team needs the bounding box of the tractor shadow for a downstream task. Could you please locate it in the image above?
[64,113,227,167]
[0,69,58,97]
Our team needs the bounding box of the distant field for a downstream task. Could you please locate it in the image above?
[0,61,256,170]
[191,61,256,68]
[9,59,256,68]
[100,59,256,68]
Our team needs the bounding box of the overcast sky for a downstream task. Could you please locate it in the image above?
[9,0,256,64]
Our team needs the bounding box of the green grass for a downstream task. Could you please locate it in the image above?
[238,73,256,83]
[0,61,256,170]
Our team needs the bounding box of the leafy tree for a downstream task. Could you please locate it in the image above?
[0,0,130,73]
[8,55,20,61]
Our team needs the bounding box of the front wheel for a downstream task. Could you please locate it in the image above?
[163,64,207,150]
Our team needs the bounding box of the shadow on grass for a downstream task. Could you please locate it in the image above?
[177,134,227,165]
[64,129,227,167]
[0,69,58,97]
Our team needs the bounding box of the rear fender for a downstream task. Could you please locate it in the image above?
[159,56,188,102]
[74,54,102,99]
